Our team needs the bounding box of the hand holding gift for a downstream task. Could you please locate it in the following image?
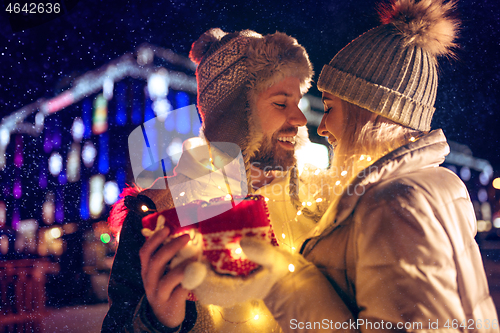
[140,195,279,307]
[141,202,207,291]
[138,222,197,328]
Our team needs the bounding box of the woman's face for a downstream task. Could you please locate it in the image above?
[317,92,346,145]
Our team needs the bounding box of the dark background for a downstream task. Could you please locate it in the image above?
[1,0,500,316]
[0,0,499,167]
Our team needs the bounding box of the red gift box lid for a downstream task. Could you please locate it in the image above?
[198,195,270,234]
[141,200,202,235]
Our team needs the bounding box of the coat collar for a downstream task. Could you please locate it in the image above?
[141,137,248,211]
[311,129,450,237]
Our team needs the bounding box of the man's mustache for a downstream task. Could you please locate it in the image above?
[275,127,298,137]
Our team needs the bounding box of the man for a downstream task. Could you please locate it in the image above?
[101,28,315,332]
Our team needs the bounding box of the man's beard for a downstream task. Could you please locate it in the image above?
[250,131,296,171]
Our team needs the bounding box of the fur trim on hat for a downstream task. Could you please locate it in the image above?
[247,32,313,98]
[245,32,313,165]
[379,0,459,57]
[190,29,312,191]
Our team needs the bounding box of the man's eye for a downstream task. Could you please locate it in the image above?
[274,103,286,108]
[324,107,332,114]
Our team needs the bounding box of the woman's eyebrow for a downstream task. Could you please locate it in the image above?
[269,91,290,98]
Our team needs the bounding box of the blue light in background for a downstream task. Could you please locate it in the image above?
[141,124,158,171]
[175,92,191,134]
[98,133,109,174]
[176,91,189,108]
[56,188,64,223]
[164,91,175,132]
[80,179,89,220]
[12,205,20,231]
[116,168,126,191]
[115,83,127,126]
[43,123,53,154]
[82,99,92,139]
[144,98,155,122]
[52,128,62,150]
[132,84,143,125]
[58,169,67,185]
[39,161,47,189]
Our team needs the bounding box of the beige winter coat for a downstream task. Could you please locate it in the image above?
[139,137,318,332]
[265,130,498,332]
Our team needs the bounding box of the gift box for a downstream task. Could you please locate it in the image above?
[142,200,201,239]
[141,195,278,277]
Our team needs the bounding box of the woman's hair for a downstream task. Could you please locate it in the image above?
[307,100,425,214]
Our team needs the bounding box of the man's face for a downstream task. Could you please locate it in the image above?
[251,76,307,170]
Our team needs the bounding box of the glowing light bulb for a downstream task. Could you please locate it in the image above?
[335,180,341,186]
[82,141,97,168]
[302,202,306,206]
[50,228,62,239]
[147,71,168,99]
[297,210,302,216]
[104,181,119,205]
[359,155,365,161]
[101,233,111,244]
[141,205,149,212]
[235,248,242,254]
[316,198,322,202]
[282,233,286,239]
[288,264,295,272]
[264,197,269,202]
[254,315,259,320]
[410,136,416,142]
[71,117,85,142]
[341,170,347,177]
[180,192,185,196]
[367,156,372,161]
[306,202,312,206]
[49,152,63,176]
[493,178,500,190]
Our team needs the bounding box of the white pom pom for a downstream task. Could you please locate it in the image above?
[379,0,459,56]
[182,262,207,290]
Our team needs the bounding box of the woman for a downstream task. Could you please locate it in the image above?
[251,0,498,331]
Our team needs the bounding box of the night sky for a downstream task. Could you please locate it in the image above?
[1,0,499,169]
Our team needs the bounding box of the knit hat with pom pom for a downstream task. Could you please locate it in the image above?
[317,0,459,131]
[189,28,313,166]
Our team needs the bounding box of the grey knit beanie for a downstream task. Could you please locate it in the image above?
[317,0,459,131]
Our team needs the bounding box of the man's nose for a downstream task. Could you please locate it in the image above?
[288,104,307,127]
